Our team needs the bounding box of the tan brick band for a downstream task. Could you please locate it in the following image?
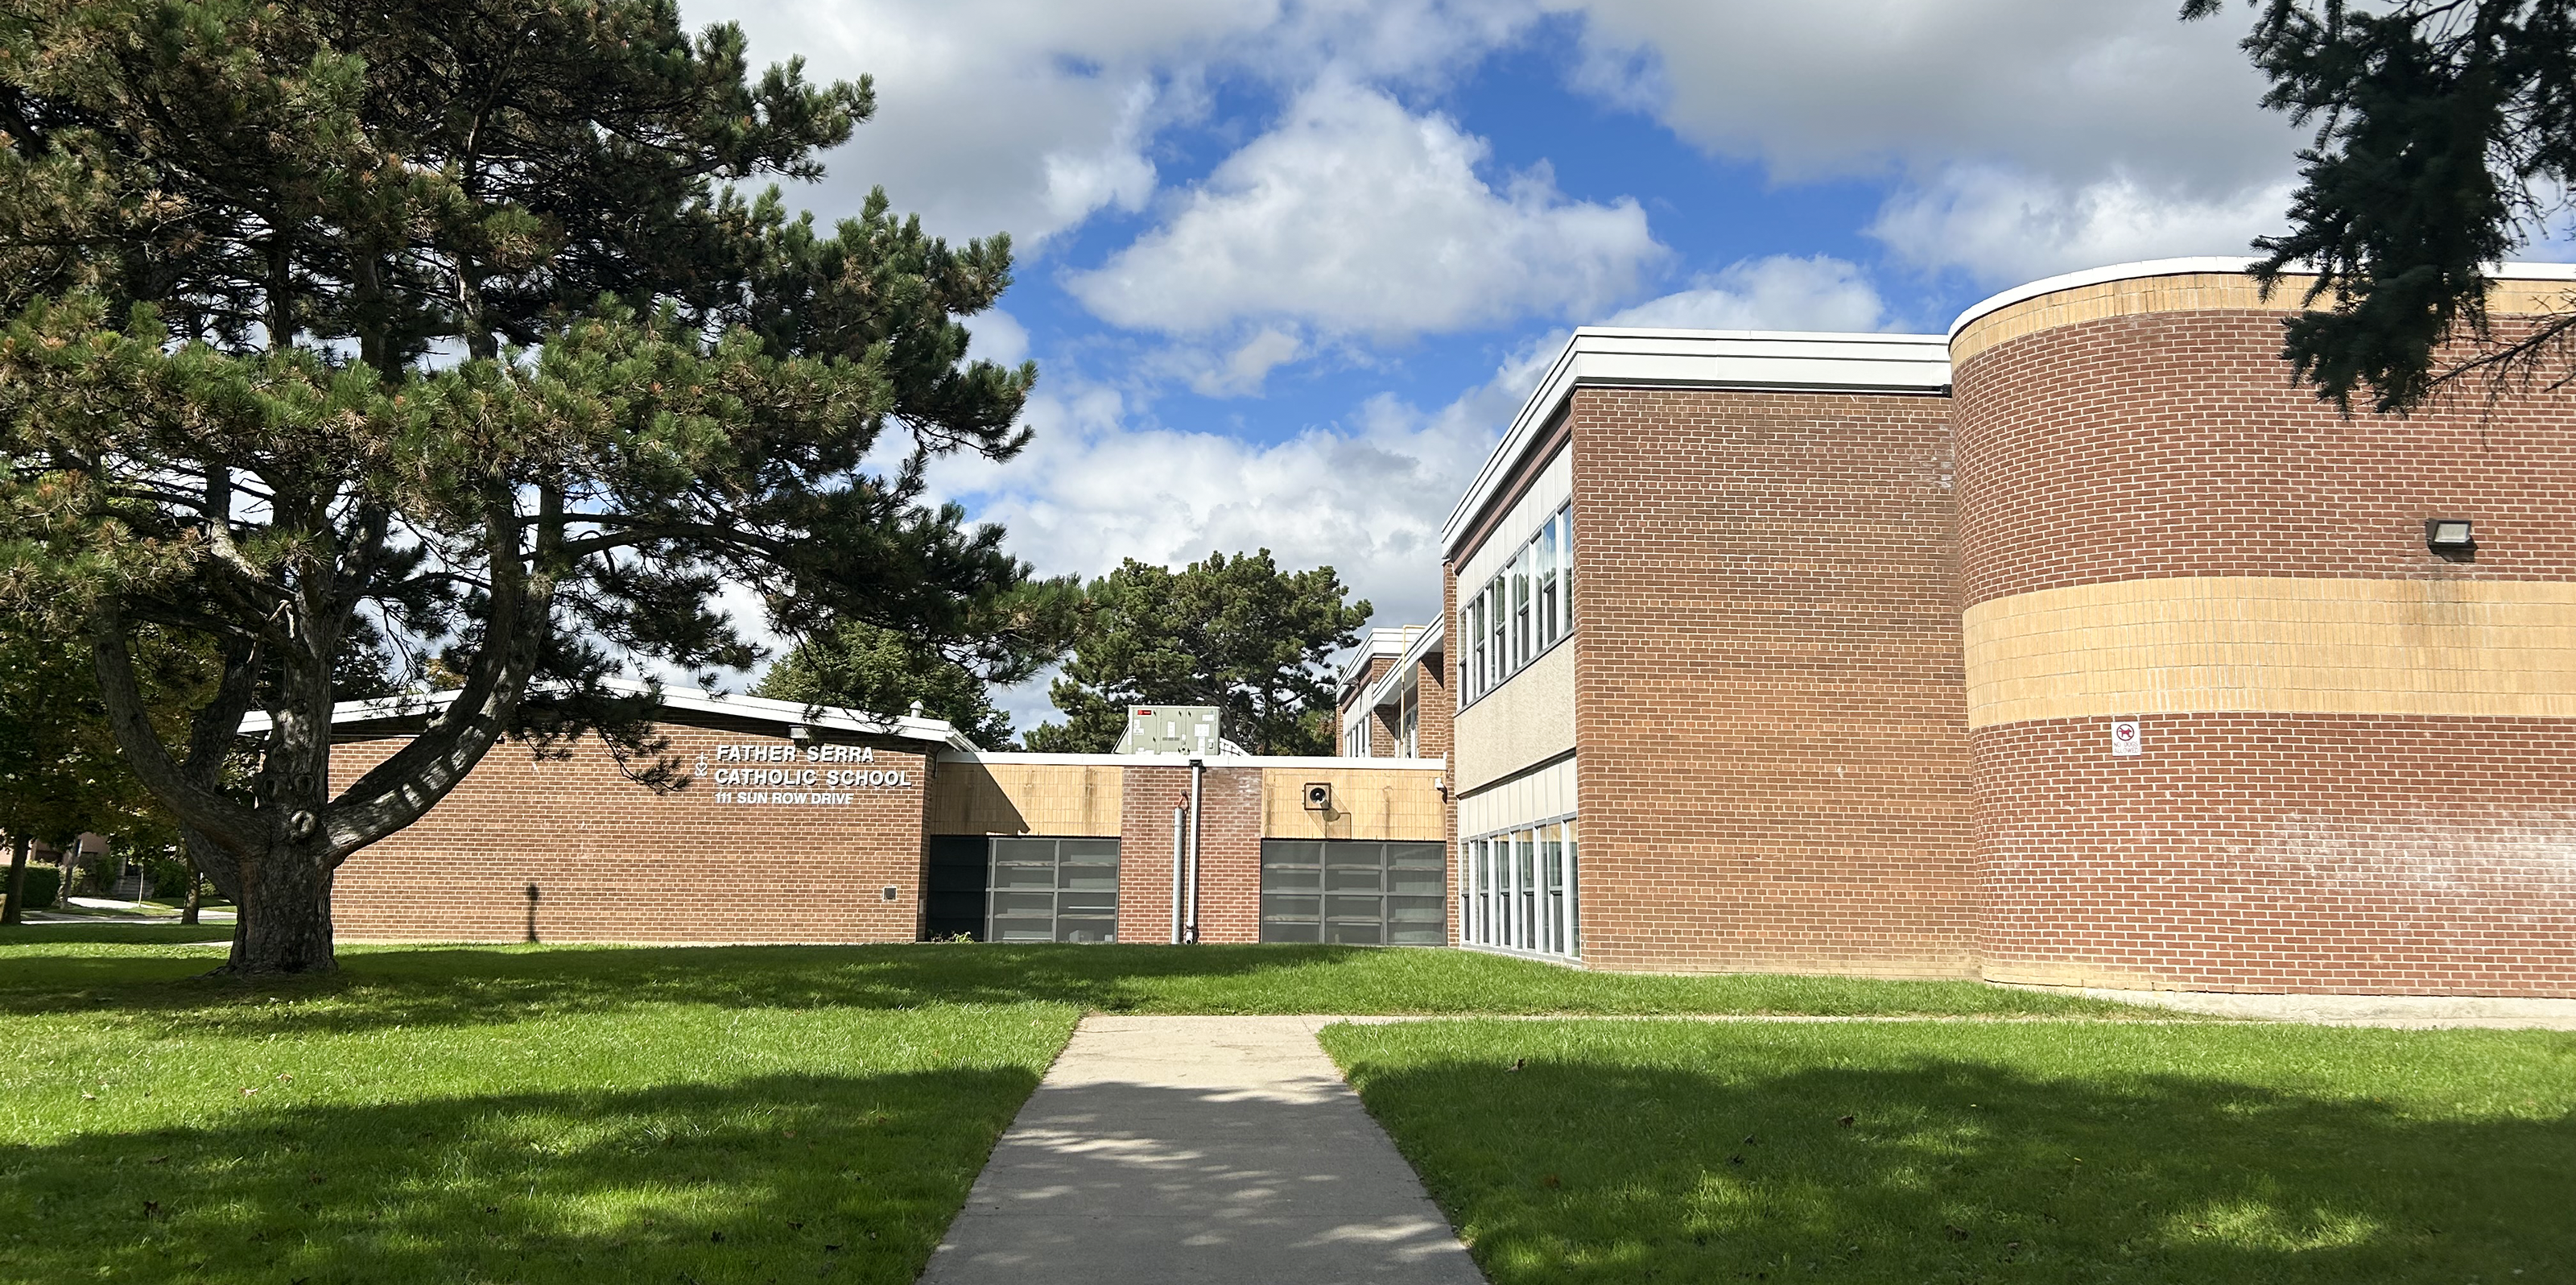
[1951,271,2576,368]
[1964,576,2576,728]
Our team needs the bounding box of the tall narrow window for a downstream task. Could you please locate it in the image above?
[1536,519,1560,651]
[1399,685,1418,757]
[1546,507,1566,638]
[1504,834,1525,957]
[1467,597,1485,699]
[1541,824,1565,955]
[1546,824,1566,957]
[1487,579,1507,685]
[1510,548,1531,670]
[1463,840,1478,944]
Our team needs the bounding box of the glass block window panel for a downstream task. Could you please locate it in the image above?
[1260,840,1447,946]
[979,837,1122,944]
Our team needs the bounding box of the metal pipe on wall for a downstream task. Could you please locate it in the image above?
[1185,758,1203,944]
[1170,804,1186,944]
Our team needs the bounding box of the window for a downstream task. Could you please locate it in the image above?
[1510,549,1531,671]
[940,837,1119,944]
[1458,816,1579,960]
[1536,518,1559,650]
[1261,841,1447,944]
[1546,507,1566,638]
[1398,684,1419,757]
[1468,596,1487,699]
[1458,501,1578,711]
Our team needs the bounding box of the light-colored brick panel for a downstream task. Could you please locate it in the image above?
[1951,270,2576,367]
[1258,767,1447,841]
[1964,576,2576,726]
[927,762,1124,836]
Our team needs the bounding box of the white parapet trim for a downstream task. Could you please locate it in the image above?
[1440,327,1951,557]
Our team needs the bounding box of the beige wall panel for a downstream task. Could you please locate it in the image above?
[1452,639,1575,792]
[926,762,1124,836]
[1954,271,2573,366]
[1457,755,1577,837]
[1964,576,2576,727]
[1260,767,1447,841]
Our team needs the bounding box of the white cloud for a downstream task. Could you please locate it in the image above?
[691,0,1268,246]
[1564,0,2302,282]
[926,334,1556,656]
[691,0,1555,252]
[1867,167,2295,286]
[1602,254,1890,333]
[1067,79,1663,340]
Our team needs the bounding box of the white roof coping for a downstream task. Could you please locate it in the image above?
[1440,327,1951,556]
[1946,255,2576,341]
[939,750,1446,771]
[245,676,977,752]
[1338,626,1429,690]
[1359,620,1444,712]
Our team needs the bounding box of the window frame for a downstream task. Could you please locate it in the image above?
[1456,500,1577,713]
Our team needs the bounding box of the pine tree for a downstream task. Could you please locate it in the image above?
[2186,0,2576,411]
[1023,552,1369,757]
[756,620,1017,749]
[0,0,1065,972]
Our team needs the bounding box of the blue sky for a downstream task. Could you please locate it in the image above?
[691,0,2313,731]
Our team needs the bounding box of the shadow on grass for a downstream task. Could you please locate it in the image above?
[0,940,2117,1033]
[1330,1025,2576,1283]
[0,922,234,944]
[0,1068,1038,1285]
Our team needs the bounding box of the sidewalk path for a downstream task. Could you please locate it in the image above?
[920,1015,1484,1285]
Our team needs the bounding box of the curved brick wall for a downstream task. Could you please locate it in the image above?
[1953,279,2576,996]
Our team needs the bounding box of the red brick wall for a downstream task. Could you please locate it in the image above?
[1414,647,1453,766]
[1569,385,1976,976]
[1975,714,2576,995]
[1114,763,1263,944]
[1195,767,1265,943]
[1118,766,1190,944]
[328,722,931,944]
[1956,308,2576,996]
[1954,310,2576,601]
[1336,656,1397,755]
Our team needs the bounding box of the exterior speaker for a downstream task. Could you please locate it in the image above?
[1302,782,1333,812]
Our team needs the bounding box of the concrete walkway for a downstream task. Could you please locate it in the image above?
[920,1015,1484,1285]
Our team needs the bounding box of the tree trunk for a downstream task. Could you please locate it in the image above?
[2,833,27,926]
[223,841,338,974]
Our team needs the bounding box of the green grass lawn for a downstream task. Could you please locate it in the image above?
[1320,1018,2576,1284]
[0,931,2143,1283]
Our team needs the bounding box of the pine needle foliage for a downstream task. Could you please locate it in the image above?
[0,0,1067,972]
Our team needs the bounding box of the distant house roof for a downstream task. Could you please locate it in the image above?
[237,676,978,752]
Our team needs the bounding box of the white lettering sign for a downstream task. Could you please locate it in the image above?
[696,742,911,804]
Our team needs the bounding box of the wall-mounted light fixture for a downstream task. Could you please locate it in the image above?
[2425,519,2475,560]
[789,724,814,744]
[1302,782,1334,812]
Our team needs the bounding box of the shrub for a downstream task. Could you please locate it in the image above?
[13,863,61,911]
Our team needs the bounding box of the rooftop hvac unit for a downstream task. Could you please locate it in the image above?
[1116,704,1222,755]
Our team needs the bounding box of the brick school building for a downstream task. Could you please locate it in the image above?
[1381,256,2576,998]
[322,256,2572,1001]
[317,684,1447,948]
